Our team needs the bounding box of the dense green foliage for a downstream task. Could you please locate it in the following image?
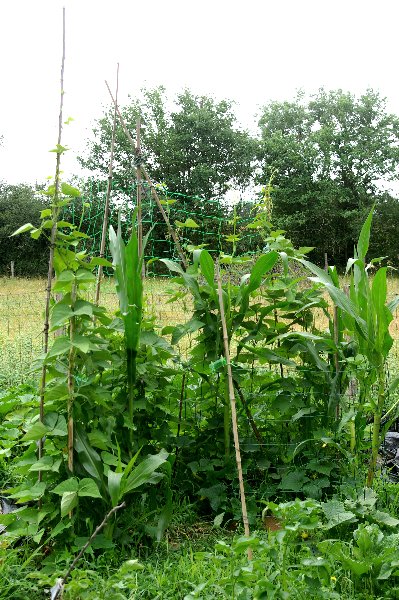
[0,183,49,276]
[3,88,399,275]
[78,87,255,200]
[257,89,399,266]
[2,185,399,597]
[3,89,399,598]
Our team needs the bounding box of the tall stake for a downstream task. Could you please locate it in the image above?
[67,282,77,474]
[216,264,252,559]
[333,304,340,419]
[95,63,119,305]
[38,7,66,471]
[105,81,188,269]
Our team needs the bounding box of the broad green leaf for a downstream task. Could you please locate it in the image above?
[46,336,71,359]
[171,318,205,345]
[278,470,308,492]
[40,209,52,218]
[247,252,279,294]
[322,500,357,529]
[175,218,199,228]
[49,520,73,539]
[108,470,123,507]
[159,259,184,275]
[61,183,81,197]
[57,221,75,229]
[213,512,225,528]
[22,421,48,442]
[372,510,399,527]
[78,478,102,498]
[11,223,34,236]
[75,269,96,283]
[73,299,94,318]
[52,478,79,495]
[49,144,68,154]
[8,482,46,502]
[30,228,42,239]
[43,412,67,437]
[61,491,78,517]
[123,449,168,494]
[74,424,104,487]
[242,344,295,366]
[56,269,75,282]
[29,456,62,473]
[89,257,113,268]
[42,220,54,229]
[71,334,90,354]
[199,250,215,288]
[50,303,73,328]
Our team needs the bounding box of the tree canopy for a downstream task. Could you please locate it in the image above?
[0,183,49,276]
[78,87,256,201]
[257,89,399,264]
[4,88,399,275]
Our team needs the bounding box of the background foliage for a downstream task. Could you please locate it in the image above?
[3,87,399,275]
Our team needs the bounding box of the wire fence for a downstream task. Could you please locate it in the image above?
[0,281,191,386]
[2,277,399,386]
[64,180,262,275]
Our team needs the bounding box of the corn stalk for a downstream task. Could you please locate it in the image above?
[109,212,148,429]
[299,207,399,486]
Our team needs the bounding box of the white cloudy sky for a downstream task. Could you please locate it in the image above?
[0,0,398,185]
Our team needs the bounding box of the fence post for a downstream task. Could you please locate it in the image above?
[10,261,14,278]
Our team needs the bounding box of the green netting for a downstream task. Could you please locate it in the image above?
[64,180,262,275]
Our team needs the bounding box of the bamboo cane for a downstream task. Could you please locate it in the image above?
[105,81,188,269]
[333,304,341,419]
[38,7,66,476]
[67,282,76,474]
[95,63,119,305]
[216,264,252,560]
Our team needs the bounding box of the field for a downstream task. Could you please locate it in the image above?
[0,277,186,385]
[3,273,399,385]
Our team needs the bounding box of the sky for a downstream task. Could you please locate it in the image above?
[1,0,399,185]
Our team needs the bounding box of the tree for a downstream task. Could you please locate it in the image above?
[78,87,256,201]
[0,183,49,276]
[258,89,399,266]
[369,193,399,267]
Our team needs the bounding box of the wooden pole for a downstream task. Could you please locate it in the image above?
[95,63,119,305]
[333,304,340,419]
[10,261,14,278]
[216,264,252,559]
[105,81,188,269]
[38,7,66,471]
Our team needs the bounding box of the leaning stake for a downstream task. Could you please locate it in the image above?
[216,264,252,559]
[105,81,188,269]
[95,63,119,305]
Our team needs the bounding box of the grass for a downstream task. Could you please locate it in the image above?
[2,273,399,386]
[0,276,187,386]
